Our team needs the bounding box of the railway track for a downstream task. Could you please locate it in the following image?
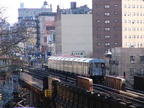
[93,84,144,107]
[21,66,144,107]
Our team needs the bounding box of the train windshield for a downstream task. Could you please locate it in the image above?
[92,63,105,75]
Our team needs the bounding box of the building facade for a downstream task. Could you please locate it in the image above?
[110,47,144,84]
[55,2,92,57]
[18,1,54,52]
[122,0,144,48]
[18,1,52,21]
[37,12,56,55]
[92,0,144,59]
[92,0,122,59]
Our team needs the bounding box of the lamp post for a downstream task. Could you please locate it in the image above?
[105,49,112,75]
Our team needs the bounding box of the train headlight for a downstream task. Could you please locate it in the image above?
[101,63,105,68]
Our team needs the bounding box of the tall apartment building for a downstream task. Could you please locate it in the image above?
[55,2,92,57]
[92,0,144,59]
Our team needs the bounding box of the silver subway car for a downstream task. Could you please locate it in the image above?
[46,56,106,82]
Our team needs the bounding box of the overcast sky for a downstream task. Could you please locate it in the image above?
[0,0,92,24]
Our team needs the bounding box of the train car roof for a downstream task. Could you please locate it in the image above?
[48,56,105,63]
[90,58,105,63]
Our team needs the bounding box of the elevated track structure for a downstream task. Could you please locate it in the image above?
[15,66,144,108]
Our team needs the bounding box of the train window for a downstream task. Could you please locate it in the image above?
[94,63,99,68]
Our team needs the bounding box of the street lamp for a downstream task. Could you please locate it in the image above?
[105,49,112,75]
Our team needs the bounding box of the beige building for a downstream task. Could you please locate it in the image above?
[55,14,92,57]
[109,47,144,84]
[122,0,144,48]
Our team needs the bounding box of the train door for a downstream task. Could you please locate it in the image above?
[80,62,83,75]
[89,63,93,75]
[77,62,80,75]
[73,61,76,73]
[93,63,101,75]
[84,62,88,76]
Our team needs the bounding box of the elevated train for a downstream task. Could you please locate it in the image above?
[45,56,106,82]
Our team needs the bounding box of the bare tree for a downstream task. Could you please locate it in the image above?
[0,6,36,107]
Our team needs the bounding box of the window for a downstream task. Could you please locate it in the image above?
[96,5,100,8]
[97,43,101,46]
[124,42,127,46]
[132,12,135,16]
[127,12,131,16]
[132,5,135,8]
[128,43,131,47]
[114,20,118,23]
[97,28,101,31]
[131,43,136,47]
[114,35,118,38]
[97,50,101,53]
[128,27,131,31]
[114,4,117,7]
[137,43,139,47]
[114,12,118,15]
[105,5,110,8]
[105,28,110,31]
[132,27,136,31]
[140,68,144,75]
[130,68,135,75]
[132,20,135,24]
[140,56,144,63]
[105,12,110,16]
[130,56,135,63]
[97,12,100,15]
[105,20,110,23]
[105,35,110,38]
[97,35,101,38]
[46,26,55,30]
[114,27,118,30]
[124,27,127,31]
[133,35,136,38]
[114,43,118,45]
[105,43,110,47]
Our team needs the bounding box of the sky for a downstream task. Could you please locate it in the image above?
[0,0,92,24]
